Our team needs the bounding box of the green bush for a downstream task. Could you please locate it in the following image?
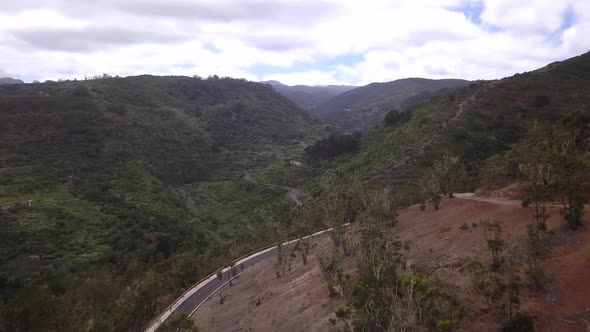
[502,313,534,332]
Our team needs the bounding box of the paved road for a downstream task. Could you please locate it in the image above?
[145,228,332,332]
[146,193,526,331]
[147,192,572,331]
[244,174,302,206]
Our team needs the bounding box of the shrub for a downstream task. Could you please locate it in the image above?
[305,133,360,159]
[502,313,534,332]
[563,198,584,230]
[384,109,412,126]
[531,94,550,108]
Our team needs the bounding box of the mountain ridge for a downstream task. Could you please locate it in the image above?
[315,77,471,131]
[262,80,357,110]
[0,77,24,85]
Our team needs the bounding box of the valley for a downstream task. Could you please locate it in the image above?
[2,0,590,331]
[1,49,590,332]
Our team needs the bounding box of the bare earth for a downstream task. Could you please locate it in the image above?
[194,197,590,331]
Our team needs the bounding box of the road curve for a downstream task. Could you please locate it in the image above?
[144,227,335,332]
[244,174,303,206]
[145,193,527,331]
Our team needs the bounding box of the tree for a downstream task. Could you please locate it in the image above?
[318,250,345,297]
[481,220,505,269]
[218,293,228,305]
[421,172,442,210]
[331,187,465,331]
[514,124,588,230]
[384,109,412,126]
[304,133,360,159]
[433,152,462,198]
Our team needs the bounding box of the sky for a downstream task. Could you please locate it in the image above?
[0,0,589,86]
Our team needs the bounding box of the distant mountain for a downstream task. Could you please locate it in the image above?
[316,78,471,131]
[263,80,357,110]
[0,77,24,85]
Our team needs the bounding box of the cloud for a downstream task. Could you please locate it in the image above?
[0,0,588,85]
[262,70,343,86]
[116,0,340,24]
[242,35,314,52]
[10,26,190,53]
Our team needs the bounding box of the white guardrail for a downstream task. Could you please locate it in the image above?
[145,195,480,331]
[145,226,338,332]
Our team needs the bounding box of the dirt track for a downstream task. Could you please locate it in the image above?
[194,196,590,331]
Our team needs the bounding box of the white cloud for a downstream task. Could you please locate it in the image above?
[0,0,588,85]
[262,70,344,86]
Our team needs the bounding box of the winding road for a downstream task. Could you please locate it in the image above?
[144,228,330,332]
[244,174,303,206]
[145,193,526,331]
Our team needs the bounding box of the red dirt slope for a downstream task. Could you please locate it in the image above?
[195,197,590,331]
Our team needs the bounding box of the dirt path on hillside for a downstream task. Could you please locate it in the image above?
[289,188,303,206]
[455,192,523,206]
[421,90,480,155]
[244,174,303,206]
[453,91,478,121]
[456,193,570,208]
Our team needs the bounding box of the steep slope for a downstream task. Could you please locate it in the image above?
[316,78,470,131]
[194,198,590,331]
[334,52,590,191]
[189,51,590,332]
[0,76,321,331]
[263,80,356,110]
[0,77,24,85]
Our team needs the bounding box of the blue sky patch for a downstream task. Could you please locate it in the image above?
[448,1,484,24]
[447,1,501,33]
[249,53,364,78]
[548,6,576,45]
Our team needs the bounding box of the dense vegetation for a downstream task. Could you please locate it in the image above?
[300,51,590,330]
[304,133,361,160]
[325,52,590,196]
[3,48,590,331]
[0,75,322,331]
[315,78,470,131]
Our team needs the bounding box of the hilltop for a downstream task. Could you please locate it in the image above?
[315,78,470,131]
[332,52,590,190]
[0,77,24,85]
[263,80,356,110]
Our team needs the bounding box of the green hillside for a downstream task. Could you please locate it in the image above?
[3,51,590,331]
[316,78,470,131]
[0,76,321,331]
[327,52,590,195]
[264,80,356,110]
